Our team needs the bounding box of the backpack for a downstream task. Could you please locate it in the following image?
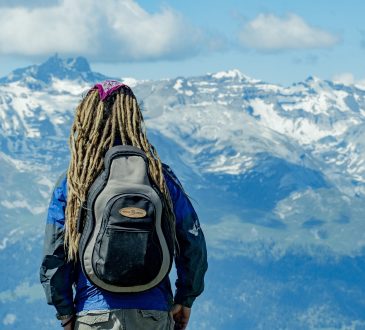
[77,145,173,293]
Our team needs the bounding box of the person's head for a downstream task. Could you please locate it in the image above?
[65,81,175,261]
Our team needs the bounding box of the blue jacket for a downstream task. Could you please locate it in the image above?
[40,164,208,317]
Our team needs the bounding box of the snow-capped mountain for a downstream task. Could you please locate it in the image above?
[1,56,365,329]
[0,54,109,85]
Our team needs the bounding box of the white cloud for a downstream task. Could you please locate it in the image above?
[0,0,60,7]
[0,0,207,61]
[239,13,340,51]
[333,73,356,85]
[332,73,365,87]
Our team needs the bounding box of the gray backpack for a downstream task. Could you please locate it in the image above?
[77,145,173,292]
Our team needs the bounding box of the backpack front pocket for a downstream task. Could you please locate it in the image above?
[92,193,162,287]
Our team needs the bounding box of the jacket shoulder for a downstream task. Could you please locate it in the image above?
[55,170,67,188]
[162,163,186,195]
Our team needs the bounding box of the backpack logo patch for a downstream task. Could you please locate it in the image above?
[119,207,147,218]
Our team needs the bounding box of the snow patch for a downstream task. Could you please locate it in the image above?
[0,282,44,303]
[122,77,139,88]
[51,78,89,95]
[173,79,183,92]
[1,199,45,215]
[2,314,16,326]
[0,237,9,250]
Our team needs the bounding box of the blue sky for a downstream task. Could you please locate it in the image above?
[0,0,364,85]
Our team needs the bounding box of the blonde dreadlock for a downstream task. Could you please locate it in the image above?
[65,87,176,261]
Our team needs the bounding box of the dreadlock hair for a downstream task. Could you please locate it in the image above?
[65,86,176,261]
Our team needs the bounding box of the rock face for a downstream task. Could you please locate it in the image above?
[1,56,365,329]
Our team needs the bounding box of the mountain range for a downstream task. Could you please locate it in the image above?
[0,54,365,329]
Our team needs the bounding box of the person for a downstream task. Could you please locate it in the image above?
[39,81,208,330]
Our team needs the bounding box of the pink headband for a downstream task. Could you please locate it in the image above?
[92,80,131,101]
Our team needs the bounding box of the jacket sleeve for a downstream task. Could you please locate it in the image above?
[163,165,208,308]
[39,172,75,317]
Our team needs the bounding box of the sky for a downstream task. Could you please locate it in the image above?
[0,0,364,86]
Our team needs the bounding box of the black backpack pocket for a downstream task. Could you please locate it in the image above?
[92,194,162,286]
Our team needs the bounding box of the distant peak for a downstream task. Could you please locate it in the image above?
[44,53,61,62]
[305,75,321,83]
[67,57,91,72]
[212,69,244,79]
[38,54,91,74]
[0,55,107,86]
[211,69,253,82]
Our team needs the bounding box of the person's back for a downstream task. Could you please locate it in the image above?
[40,81,208,330]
